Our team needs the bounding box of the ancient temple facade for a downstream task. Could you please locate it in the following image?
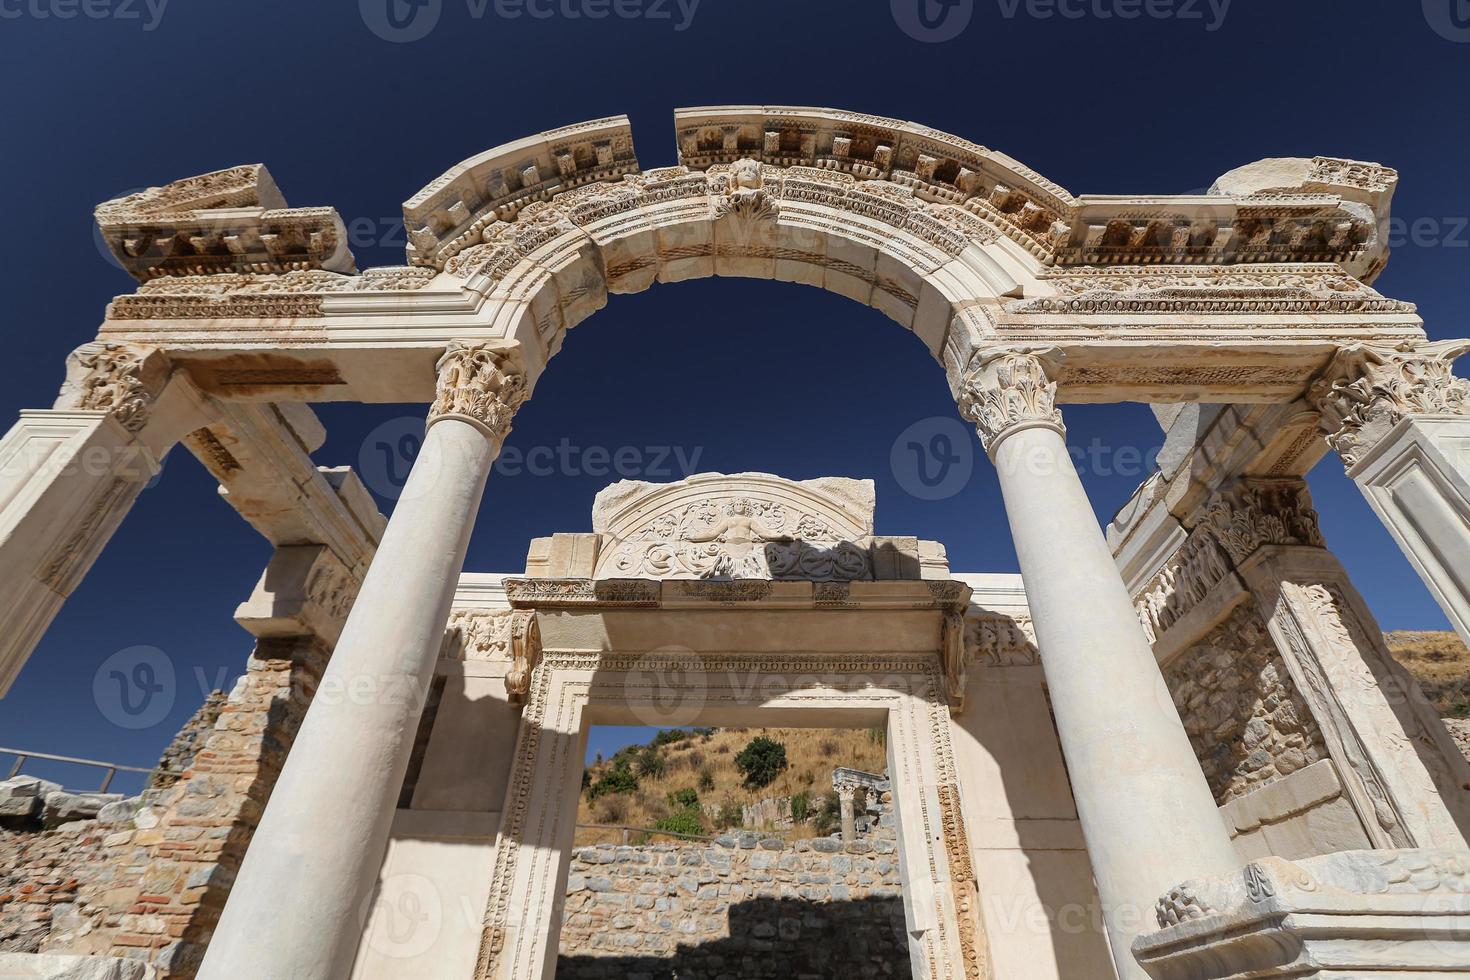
[1,106,1469,979]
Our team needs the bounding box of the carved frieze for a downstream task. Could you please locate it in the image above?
[1012,267,1415,316]
[428,342,529,443]
[1135,529,1233,644]
[107,267,436,320]
[963,613,1039,667]
[1309,340,1470,468]
[955,348,1065,452]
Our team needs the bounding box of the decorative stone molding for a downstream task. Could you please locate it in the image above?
[446,609,542,703]
[942,609,966,711]
[95,164,355,282]
[428,342,529,443]
[403,115,639,269]
[56,342,170,433]
[108,267,435,320]
[1136,849,1470,979]
[1010,266,1414,316]
[955,348,1065,453]
[1201,478,1325,566]
[1309,339,1470,469]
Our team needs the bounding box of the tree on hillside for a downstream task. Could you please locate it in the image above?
[734,735,788,789]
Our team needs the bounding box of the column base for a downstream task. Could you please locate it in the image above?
[1132,849,1470,978]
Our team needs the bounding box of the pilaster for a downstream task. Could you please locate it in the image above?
[1198,478,1470,851]
[0,343,209,695]
[1311,340,1470,646]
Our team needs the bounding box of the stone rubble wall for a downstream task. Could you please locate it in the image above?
[1447,718,1470,763]
[557,832,908,979]
[1165,603,1328,803]
[0,635,329,977]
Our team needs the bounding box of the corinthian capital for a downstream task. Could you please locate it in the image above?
[428,342,529,444]
[1202,478,1325,567]
[1309,340,1470,469]
[56,342,169,433]
[955,347,1065,453]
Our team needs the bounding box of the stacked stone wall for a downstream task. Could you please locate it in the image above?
[557,833,907,979]
[1165,603,1328,803]
[0,635,328,976]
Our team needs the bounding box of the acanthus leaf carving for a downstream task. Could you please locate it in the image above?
[61,342,168,433]
[429,342,529,444]
[1309,340,1470,469]
[1202,479,1325,567]
[955,348,1065,452]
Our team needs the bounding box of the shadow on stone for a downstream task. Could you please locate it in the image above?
[555,894,912,979]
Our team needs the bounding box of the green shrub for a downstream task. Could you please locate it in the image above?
[790,791,811,823]
[654,808,705,838]
[697,767,715,792]
[668,787,699,810]
[587,759,639,800]
[715,799,744,830]
[635,745,666,778]
[652,729,688,748]
[812,791,842,836]
[734,735,788,789]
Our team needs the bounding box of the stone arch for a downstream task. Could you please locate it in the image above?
[402,108,1067,389]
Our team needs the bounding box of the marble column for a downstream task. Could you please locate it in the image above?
[198,342,528,980]
[0,343,205,695]
[837,784,857,843]
[1311,339,1470,647]
[956,348,1238,980]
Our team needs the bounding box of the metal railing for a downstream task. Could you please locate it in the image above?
[0,747,153,793]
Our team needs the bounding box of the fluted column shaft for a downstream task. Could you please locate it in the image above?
[958,349,1238,980]
[199,343,528,980]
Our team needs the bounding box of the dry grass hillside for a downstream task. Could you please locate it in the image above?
[575,727,887,846]
[1385,630,1470,719]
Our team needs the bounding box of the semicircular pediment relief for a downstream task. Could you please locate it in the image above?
[590,472,876,581]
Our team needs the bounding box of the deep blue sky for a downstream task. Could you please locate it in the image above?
[2,0,1468,790]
